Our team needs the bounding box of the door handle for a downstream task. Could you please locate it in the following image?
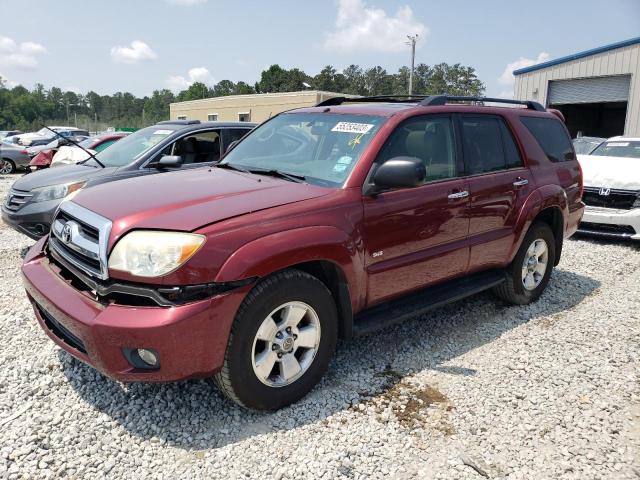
[447,190,469,200]
[513,178,529,187]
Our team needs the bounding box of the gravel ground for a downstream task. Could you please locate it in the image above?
[0,173,638,479]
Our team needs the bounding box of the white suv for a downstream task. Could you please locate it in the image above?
[577,136,640,240]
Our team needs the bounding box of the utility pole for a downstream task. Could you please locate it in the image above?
[406,34,419,95]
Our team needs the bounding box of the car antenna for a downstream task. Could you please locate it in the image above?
[40,125,106,168]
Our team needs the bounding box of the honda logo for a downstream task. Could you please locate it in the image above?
[598,188,611,196]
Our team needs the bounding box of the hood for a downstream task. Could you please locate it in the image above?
[578,154,640,190]
[73,167,331,234]
[11,164,118,191]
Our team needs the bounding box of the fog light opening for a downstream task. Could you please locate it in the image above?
[123,347,160,370]
[137,348,158,367]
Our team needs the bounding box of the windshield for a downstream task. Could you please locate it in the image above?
[591,140,640,159]
[220,113,385,187]
[85,126,178,167]
[79,136,98,148]
[573,138,603,155]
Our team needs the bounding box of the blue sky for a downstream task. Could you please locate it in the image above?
[1,0,639,98]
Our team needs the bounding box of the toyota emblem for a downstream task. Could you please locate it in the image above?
[598,187,611,196]
[61,223,73,244]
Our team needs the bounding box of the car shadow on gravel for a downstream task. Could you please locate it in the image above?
[59,267,600,451]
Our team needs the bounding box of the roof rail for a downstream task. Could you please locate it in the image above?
[419,95,546,112]
[156,119,201,125]
[316,95,429,107]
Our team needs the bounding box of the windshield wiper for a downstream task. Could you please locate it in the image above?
[246,168,307,183]
[40,125,105,168]
[216,163,250,173]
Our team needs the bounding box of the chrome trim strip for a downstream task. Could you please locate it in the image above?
[53,201,112,280]
[49,238,102,279]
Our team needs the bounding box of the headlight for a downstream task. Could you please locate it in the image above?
[108,231,206,277]
[31,181,85,202]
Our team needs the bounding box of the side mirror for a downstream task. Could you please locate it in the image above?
[367,156,426,194]
[155,155,183,169]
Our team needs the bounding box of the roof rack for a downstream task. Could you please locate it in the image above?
[418,95,546,111]
[316,95,429,107]
[156,119,201,125]
[315,94,545,112]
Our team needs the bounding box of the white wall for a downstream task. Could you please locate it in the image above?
[514,43,640,136]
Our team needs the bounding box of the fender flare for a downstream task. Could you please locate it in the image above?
[215,225,364,310]
[509,185,568,263]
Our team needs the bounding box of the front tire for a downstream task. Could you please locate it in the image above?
[494,222,556,305]
[214,269,338,410]
[0,159,16,174]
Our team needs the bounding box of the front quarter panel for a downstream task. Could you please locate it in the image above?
[215,226,365,313]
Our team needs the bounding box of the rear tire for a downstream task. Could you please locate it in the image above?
[214,269,338,410]
[493,222,556,305]
[0,159,16,174]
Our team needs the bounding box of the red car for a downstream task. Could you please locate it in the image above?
[21,95,584,410]
[29,133,128,170]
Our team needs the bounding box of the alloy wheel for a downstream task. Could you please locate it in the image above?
[521,238,549,291]
[0,160,12,174]
[251,301,321,387]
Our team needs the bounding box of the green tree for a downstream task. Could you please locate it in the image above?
[177,82,211,102]
[342,65,366,95]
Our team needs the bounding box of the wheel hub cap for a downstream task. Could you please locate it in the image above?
[521,238,549,291]
[251,301,321,387]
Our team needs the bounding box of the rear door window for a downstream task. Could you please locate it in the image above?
[461,116,524,175]
[520,116,575,162]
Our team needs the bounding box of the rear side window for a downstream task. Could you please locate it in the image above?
[520,116,575,162]
[460,116,523,175]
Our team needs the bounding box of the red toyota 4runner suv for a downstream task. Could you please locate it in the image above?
[21,95,584,410]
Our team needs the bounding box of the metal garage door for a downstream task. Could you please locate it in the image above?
[548,75,631,104]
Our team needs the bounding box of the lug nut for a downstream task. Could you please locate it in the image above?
[277,353,283,358]
[286,327,291,333]
[272,344,277,350]
[276,332,282,338]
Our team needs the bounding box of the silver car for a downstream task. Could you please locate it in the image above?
[0,141,30,174]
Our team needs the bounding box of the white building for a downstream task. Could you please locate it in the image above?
[514,36,640,138]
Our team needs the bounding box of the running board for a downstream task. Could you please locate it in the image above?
[352,269,506,336]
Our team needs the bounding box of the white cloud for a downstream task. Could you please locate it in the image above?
[165,0,207,4]
[324,0,427,53]
[110,41,157,64]
[0,73,19,88]
[498,52,550,98]
[0,36,47,69]
[166,67,214,91]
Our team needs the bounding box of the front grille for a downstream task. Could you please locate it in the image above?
[35,303,87,354]
[583,187,639,210]
[48,202,111,280]
[50,237,102,273]
[56,210,100,241]
[579,222,636,237]
[4,189,33,212]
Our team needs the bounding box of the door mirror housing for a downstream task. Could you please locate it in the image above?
[155,155,183,169]
[367,156,426,194]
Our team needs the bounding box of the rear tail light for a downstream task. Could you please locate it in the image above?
[20,149,28,155]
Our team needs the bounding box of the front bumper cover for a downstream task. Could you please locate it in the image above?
[21,238,251,382]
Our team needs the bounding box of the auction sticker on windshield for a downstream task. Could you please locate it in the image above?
[331,122,374,134]
[152,130,174,135]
